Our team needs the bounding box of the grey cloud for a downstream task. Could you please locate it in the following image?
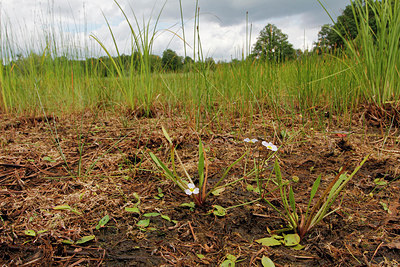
[156,0,350,26]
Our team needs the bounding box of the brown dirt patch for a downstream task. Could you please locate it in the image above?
[0,111,399,266]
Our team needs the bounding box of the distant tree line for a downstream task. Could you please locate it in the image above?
[5,48,218,77]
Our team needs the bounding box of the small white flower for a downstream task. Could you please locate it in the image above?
[185,183,199,195]
[244,138,258,144]
[262,141,278,151]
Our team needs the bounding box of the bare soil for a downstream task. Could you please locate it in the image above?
[0,111,399,266]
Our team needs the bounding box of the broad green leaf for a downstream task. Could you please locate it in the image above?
[61,239,74,245]
[24,230,36,237]
[274,159,282,185]
[198,140,205,188]
[143,212,160,217]
[212,205,226,217]
[292,244,305,250]
[283,234,300,247]
[246,184,254,192]
[69,207,82,215]
[310,174,321,202]
[271,234,283,239]
[149,152,175,181]
[220,260,235,267]
[180,202,195,208]
[154,188,164,199]
[197,254,206,259]
[328,174,347,200]
[380,202,391,214]
[43,156,56,162]
[125,207,140,213]
[246,184,260,193]
[306,174,321,216]
[161,126,173,144]
[53,204,81,215]
[37,230,48,234]
[374,178,387,186]
[289,186,296,213]
[137,219,150,228]
[53,204,72,210]
[161,214,171,221]
[75,235,95,244]
[261,256,275,267]
[211,186,225,196]
[95,215,110,230]
[132,192,140,203]
[256,237,282,247]
[226,254,237,261]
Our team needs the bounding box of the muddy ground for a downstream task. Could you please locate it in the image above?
[0,110,399,266]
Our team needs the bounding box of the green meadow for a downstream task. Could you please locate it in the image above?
[0,0,398,126]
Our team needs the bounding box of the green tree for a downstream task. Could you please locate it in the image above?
[252,24,295,62]
[183,56,193,65]
[162,49,182,71]
[205,57,216,70]
[314,24,334,53]
[315,2,379,51]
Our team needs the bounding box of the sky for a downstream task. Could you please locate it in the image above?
[0,0,351,61]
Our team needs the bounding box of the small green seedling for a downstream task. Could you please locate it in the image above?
[211,205,227,217]
[53,204,82,215]
[154,187,164,199]
[220,254,238,267]
[61,235,95,245]
[95,215,110,230]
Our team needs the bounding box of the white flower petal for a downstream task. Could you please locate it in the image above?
[262,141,278,151]
[261,141,268,147]
[187,183,195,189]
[244,138,258,143]
[185,189,193,195]
[192,188,200,195]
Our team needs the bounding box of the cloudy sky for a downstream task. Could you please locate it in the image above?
[0,0,350,61]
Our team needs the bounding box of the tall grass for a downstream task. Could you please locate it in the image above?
[352,0,400,105]
[91,0,166,116]
[320,0,400,106]
[0,6,119,114]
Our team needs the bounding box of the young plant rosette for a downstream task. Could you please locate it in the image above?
[263,155,369,241]
[150,126,247,206]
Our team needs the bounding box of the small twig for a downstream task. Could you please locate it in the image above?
[0,163,25,168]
[369,242,384,264]
[97,248,106,267]
[249,247,266,266]
[344,243,362,265]
[188,221,197,242]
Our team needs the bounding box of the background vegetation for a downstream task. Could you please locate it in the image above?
[0,0,398,127]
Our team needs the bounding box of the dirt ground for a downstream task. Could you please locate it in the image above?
[0,110,399,266]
